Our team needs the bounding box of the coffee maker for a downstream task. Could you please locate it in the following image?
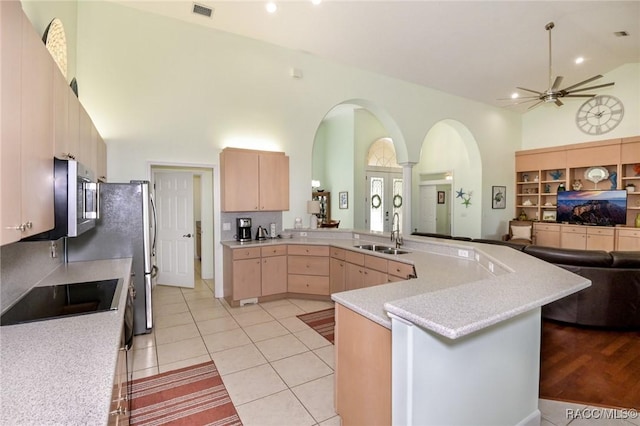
[236,218,252,242]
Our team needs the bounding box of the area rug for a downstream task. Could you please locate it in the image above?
[297,308,335,344]
[129,360,242,426]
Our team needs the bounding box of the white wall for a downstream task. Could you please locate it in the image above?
[522,63,640,149]
[72,1,521,240]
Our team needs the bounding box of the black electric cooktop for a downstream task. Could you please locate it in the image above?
[0,279,122,326]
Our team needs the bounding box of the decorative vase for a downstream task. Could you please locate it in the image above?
[557,183,566,192]
[636,213,640,228]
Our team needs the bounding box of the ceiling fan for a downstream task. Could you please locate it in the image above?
[507,22,614,110]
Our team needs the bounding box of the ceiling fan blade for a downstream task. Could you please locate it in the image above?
[516,87,543,95]
[563,94,596,98]
[560,75,603,92]
[497,95,539,101]
[528,100,544,110]
[551,76,564,91]
[565,82,615,94]
[555,99,563,107]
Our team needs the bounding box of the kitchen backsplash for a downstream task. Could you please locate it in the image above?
[0,240,63,312]
[220,212,283,242]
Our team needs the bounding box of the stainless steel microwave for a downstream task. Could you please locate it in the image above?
[24,158,98,241]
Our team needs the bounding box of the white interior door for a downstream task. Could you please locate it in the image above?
[419,185,437,233]
[155,171,195,288]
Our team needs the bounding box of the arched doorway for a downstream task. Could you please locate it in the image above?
[415,120,482,238]
[366,138,403,233]
[311,100,407,231]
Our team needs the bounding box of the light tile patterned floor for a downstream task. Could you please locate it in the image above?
[132,262,639,426]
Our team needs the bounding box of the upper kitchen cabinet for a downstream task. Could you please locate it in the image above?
[78,103,96,172]
[1,5,55,244]
[96,133,107,182]
[220,148,289,212]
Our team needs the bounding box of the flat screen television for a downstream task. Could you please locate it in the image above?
[556,190,627,226]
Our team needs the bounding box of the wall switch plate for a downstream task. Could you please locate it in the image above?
[458,249,469,258]
[223,222,231,231]
[300,231,307,237]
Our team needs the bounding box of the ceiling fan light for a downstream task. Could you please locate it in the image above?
[511,93,519,99]
[575,57,584,64]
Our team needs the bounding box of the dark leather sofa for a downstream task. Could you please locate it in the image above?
[522,246,640,329]
[411,232,640,329]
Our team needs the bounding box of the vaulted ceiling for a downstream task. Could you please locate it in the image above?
[113,1,640,113]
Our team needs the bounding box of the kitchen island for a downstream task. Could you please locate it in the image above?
[0,258,132,425]
[321,230,589,426]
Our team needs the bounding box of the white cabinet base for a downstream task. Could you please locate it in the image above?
[390,308,542,426]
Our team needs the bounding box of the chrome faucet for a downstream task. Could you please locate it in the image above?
[391,212,403,249]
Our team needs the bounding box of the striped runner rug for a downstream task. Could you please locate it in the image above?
[297,308,335,344]
[129,361,242,426]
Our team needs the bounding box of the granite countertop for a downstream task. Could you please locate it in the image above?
[223,229,590,339]
[0,258,133,426]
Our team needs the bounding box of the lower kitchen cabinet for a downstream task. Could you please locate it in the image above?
[261,245,287,296]
[223,246,261,302]
[330,257,346,293]
[288,245,330,295]
[335,303,391,425]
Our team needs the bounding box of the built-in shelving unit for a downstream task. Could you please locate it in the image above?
[515,136,640,227]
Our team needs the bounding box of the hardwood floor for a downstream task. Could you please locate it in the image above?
[540,320,640,410]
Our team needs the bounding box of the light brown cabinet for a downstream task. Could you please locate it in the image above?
[220,148,289,212]
[223,246,261,302]
[533,223,561,248]
[261,245,287,296]
[615,228,640,251]
[329,247,346,293]
[335,303,391,425]
[560,224,615,251]
[1,6,55,244]
[344,249,389,289]
[288,245,330,295]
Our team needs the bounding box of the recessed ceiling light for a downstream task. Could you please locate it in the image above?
[511,93,519,99]
[575,57,584,64]
[266,2,277,13]
[311,0,322,5]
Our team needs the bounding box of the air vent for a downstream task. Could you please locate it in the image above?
[614,31,629,37]
[192,3,213,18]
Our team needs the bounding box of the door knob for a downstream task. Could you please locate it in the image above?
[182,233,192,238]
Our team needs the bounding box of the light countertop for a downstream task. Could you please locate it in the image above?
[0,258,133,426]
[223,229,590,339]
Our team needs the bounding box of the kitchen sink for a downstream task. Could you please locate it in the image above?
[376,248,409,255]
[353,244,409,255]
[0,278,124,326]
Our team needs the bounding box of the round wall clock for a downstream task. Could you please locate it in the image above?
[575,95,624,135]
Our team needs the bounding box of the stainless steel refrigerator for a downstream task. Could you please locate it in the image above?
[67,181,157,335]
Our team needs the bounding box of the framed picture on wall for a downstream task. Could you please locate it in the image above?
[492,186,506,209]
[437,191,445,204]
[339,191,348,209]
[542,210,557,222]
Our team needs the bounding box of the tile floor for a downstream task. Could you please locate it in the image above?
[132,262,639,426]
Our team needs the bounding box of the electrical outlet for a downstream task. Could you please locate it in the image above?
[489,262,495,273]
[50,241,57,258]
[300,232,307,237]
[222,222,231,231]
[475,253,480,261]
[354,234,360,239]
[458,249,469,258]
